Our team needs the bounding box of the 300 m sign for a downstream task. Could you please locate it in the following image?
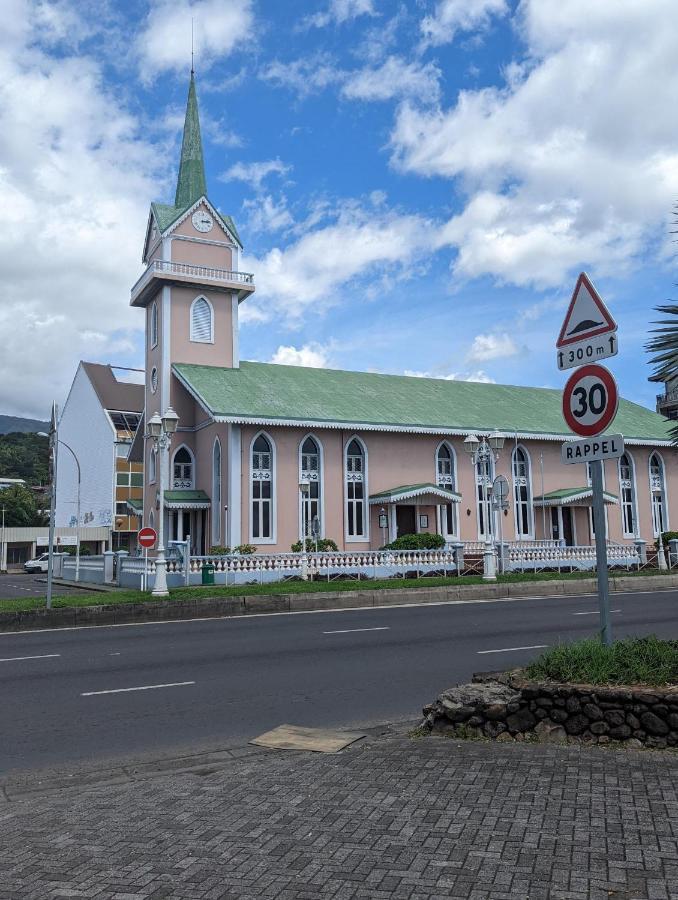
[562,363,619,437]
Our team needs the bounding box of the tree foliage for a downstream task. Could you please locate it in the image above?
[647,301,678,441]
[0,432,49,485]
[0,484,48,527]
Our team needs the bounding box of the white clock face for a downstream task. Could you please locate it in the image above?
[192,210,213,233]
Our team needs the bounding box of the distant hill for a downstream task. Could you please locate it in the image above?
[0,432,49,485]
[0,415,49,435]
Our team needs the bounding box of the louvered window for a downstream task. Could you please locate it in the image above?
[190,297,213,343]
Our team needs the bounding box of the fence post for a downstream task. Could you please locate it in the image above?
[103,551,115,584]
[115,550,129,587]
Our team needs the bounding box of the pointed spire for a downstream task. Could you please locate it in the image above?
[174,72,206,209]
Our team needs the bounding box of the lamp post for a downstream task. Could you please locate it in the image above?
[299,480,310,580]
[39,433,81,582]
[147,407,179,597]
[464,430,505,581]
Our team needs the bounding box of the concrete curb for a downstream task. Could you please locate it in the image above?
[1,573,677,633]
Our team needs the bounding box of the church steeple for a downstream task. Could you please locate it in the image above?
[174,73,207,209]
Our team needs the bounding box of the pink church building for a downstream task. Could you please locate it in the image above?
[127,75,675,558]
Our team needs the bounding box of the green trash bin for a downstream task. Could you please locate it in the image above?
[201,563,215,585]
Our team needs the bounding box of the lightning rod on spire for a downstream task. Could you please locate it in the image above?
[191,17,194,75]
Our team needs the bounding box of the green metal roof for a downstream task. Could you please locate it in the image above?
[164,490,210,508]
[369,483,462,503]
[175,73,206,209]
[533,487,619,506]
[125,498,143,512]
[173,361,673,444]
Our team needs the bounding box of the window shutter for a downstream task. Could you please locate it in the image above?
[191,298,212,342]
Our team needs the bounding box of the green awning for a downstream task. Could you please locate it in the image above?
[369,483,462,505]
[533,487,618,507]
[125,498,143,513]
[164,490,211,509]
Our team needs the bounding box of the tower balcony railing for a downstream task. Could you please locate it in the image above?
[130,258,255,305]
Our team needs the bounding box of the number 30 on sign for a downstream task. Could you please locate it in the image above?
[562,363,619,438]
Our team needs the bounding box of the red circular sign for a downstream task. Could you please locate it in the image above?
[562,364,619,437]
[138,527,157,548]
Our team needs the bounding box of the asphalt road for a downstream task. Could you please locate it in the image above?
[1,587,677,775]
[0,573,81,600]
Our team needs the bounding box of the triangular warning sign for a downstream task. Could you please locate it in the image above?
[556,272,617,348]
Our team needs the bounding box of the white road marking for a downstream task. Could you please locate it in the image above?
[81,681,195,697]
[323,626,390,634]
[478,644,548,655]
[0,653,61,662]
[573,609,621,616]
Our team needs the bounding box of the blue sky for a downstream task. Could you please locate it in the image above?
[1,0,678,418]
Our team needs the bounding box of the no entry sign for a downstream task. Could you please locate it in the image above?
[138,527,157,548]
[562,363,619,437]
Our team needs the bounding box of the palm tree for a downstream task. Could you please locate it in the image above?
[647,300,678,441]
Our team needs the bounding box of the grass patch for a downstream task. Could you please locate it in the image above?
[525,635,678,686]
[0,566,670,613]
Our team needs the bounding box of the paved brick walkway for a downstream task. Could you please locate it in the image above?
[1,728,677,899]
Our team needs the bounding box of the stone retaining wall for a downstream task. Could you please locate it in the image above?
[422,672,678,749]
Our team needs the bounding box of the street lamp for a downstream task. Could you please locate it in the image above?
[464,430,505,581]
[147,407,179,596]
[299,480,310,580]
[39,433,81,583]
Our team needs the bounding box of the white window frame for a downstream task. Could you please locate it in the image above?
[249,430,276,545]
[475,453,495,541]
[649,451,669,537]
[189,295,214,344]
[150,301,158,349]
[171,444,195,490]
[512,445,534,540]
[586,461,609,539]
[212,438,222,547]
[435,441,457,540]
[618,451,638,539]
[299,434,324,542]
[344,435,368,543]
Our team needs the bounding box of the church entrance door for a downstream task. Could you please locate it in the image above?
[396,505,416,538]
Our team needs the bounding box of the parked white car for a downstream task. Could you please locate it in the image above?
[24,553,50,574]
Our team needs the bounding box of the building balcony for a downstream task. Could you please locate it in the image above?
[130,259,255,307]
[656,390,678,416]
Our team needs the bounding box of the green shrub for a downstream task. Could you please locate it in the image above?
[291,538,339,553]
[382,533,446,551]
[660,531,678,546]
[210,545,231,555]
[525,635,678,686]
[234,543,256,555]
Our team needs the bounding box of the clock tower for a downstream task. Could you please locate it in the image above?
[130,72,254,421]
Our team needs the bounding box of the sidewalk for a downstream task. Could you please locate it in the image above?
[1,726,677,899]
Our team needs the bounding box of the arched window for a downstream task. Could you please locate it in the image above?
[172,446,194,489]
[149,447,157,483]
[300,436,321,541]
[345,438,366,539]
[476,453,495,540]
[251,433,273,541]
[190,296,213,343]
[149,509,154,529]
[150,301,158,348]
[619,452,637,537]
[212,439,222,546]
[512,446,533,539]
[586,462,609,538]
[649,452,668,536]
[436,443,457,538]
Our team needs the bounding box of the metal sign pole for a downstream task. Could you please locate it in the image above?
[590,459,612,645]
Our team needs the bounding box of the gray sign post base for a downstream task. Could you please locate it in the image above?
[590,459,612,645]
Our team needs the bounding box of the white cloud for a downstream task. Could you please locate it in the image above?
[222,158,291,190]
[306,0,376,29]
[466,332,519,363]
[269,344,331,367]
[342,57,441,104]
[243,203,434,322]
[404,369,496,383]
[420,0,508,47]
[137,0,254,79]
[0,2,161,418]
[392,0,678,288]
[243,195,294,234]
[260,54,343,99]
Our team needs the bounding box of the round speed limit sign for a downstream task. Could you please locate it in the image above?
[562,363,619,437]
